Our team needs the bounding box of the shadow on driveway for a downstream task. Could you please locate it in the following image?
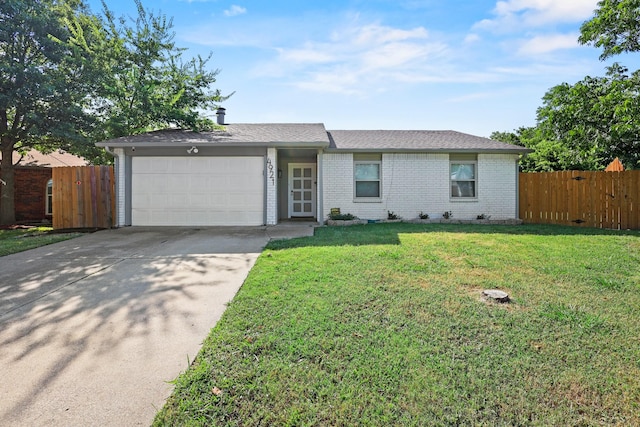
[0,227,272,427]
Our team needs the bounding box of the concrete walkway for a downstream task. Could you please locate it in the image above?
[0,224,315,427]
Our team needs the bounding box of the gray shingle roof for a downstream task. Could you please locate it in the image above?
[326,130,529,153]
[96,123,330,147]
[96,124,529,153]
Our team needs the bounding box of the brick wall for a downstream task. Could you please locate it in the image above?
[322,152,519,221]
[266,147,277,225]
[11,167,52,222]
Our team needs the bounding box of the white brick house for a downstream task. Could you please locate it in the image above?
[97,114,529,226]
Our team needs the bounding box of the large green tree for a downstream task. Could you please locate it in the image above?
[579,0,640,60]
[85,0,230,140]
[0,0,96,224]
[0,0,230,224]
[494,0,640,171]
[495,65,640,171]
[535,64,640,170]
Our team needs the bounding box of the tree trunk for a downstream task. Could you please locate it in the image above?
[0,144,16,225]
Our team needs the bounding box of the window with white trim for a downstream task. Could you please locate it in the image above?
[354,161,381,198]
[46,179,53,215]
[450,155,477,198]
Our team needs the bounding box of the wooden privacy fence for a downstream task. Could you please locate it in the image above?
[52,166,115,229]
[519,170,640,230]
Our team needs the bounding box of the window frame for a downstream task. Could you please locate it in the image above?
[450,160,477,199]
[354,160,382,200]
[45,179,53,215]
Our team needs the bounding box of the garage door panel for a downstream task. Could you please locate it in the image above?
[139,158,171,173]
[132,175,155,193]
[166,176,189,192]
[189,160,210,173]
[132,157,264,226]
[167,193,189,207]
[189,195,211,208]
[227,193,260,207]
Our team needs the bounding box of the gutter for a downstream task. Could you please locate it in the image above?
[95,141,331,149]
[323,148,534,155]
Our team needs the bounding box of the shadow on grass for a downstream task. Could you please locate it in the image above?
[267,222,640,250]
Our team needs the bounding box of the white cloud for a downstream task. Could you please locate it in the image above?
[446,92,498,103]
[349,25,429,45]
[224,5,247,17]
[517,33,580,55]
[464,33,481,44]
[474,0,598,31]
[249,20,581,95]
[258,23,451,94]
[277,47,335,64]
[182,10,597,97]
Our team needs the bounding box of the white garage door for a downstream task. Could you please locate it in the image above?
[132,157,264,226]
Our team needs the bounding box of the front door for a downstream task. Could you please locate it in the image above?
[288,163,316,218]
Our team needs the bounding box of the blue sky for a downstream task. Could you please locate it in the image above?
[86,0,640,137]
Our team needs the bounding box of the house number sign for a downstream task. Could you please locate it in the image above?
[266,158,275,185]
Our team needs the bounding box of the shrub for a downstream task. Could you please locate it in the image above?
[329,212,356,220]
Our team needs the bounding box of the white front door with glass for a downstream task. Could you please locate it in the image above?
[288,163,316,217]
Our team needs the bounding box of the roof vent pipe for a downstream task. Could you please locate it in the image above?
[216,107,226,125]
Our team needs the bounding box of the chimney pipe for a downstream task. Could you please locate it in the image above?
[216,107,226,125]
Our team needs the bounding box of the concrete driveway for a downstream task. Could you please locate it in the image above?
[0,225,314,426]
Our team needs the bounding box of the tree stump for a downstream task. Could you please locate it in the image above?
[482,289,510,303]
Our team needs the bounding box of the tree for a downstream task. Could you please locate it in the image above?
[579,0,640,60]
[535,64,640,170]
[491,127,577,172]
[0,0,96,224]
[494,65,640,171]
[0,0,230,224]
[84,0,230,140]
[493,0,640,171]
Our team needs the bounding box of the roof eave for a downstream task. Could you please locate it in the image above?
[96,141,330,149]
[323,147,533,154]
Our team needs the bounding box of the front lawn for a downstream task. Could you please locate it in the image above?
[0,226,82,257]
[154,223,640,426]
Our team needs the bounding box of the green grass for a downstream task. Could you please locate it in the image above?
[154,223,640,426]
[0,227,82,256]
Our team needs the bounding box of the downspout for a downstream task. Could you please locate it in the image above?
[515,159,520,220]
[317,149,323,223]
[103,146,115,157]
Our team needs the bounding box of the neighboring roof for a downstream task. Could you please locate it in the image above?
[605,157,624,171]
[326,130,531,153]
[1,149,88,167]
[95,124,331,148]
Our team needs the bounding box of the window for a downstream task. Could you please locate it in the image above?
[46,179,53,215]
[450,162,476,198]
[354,161,381,198]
